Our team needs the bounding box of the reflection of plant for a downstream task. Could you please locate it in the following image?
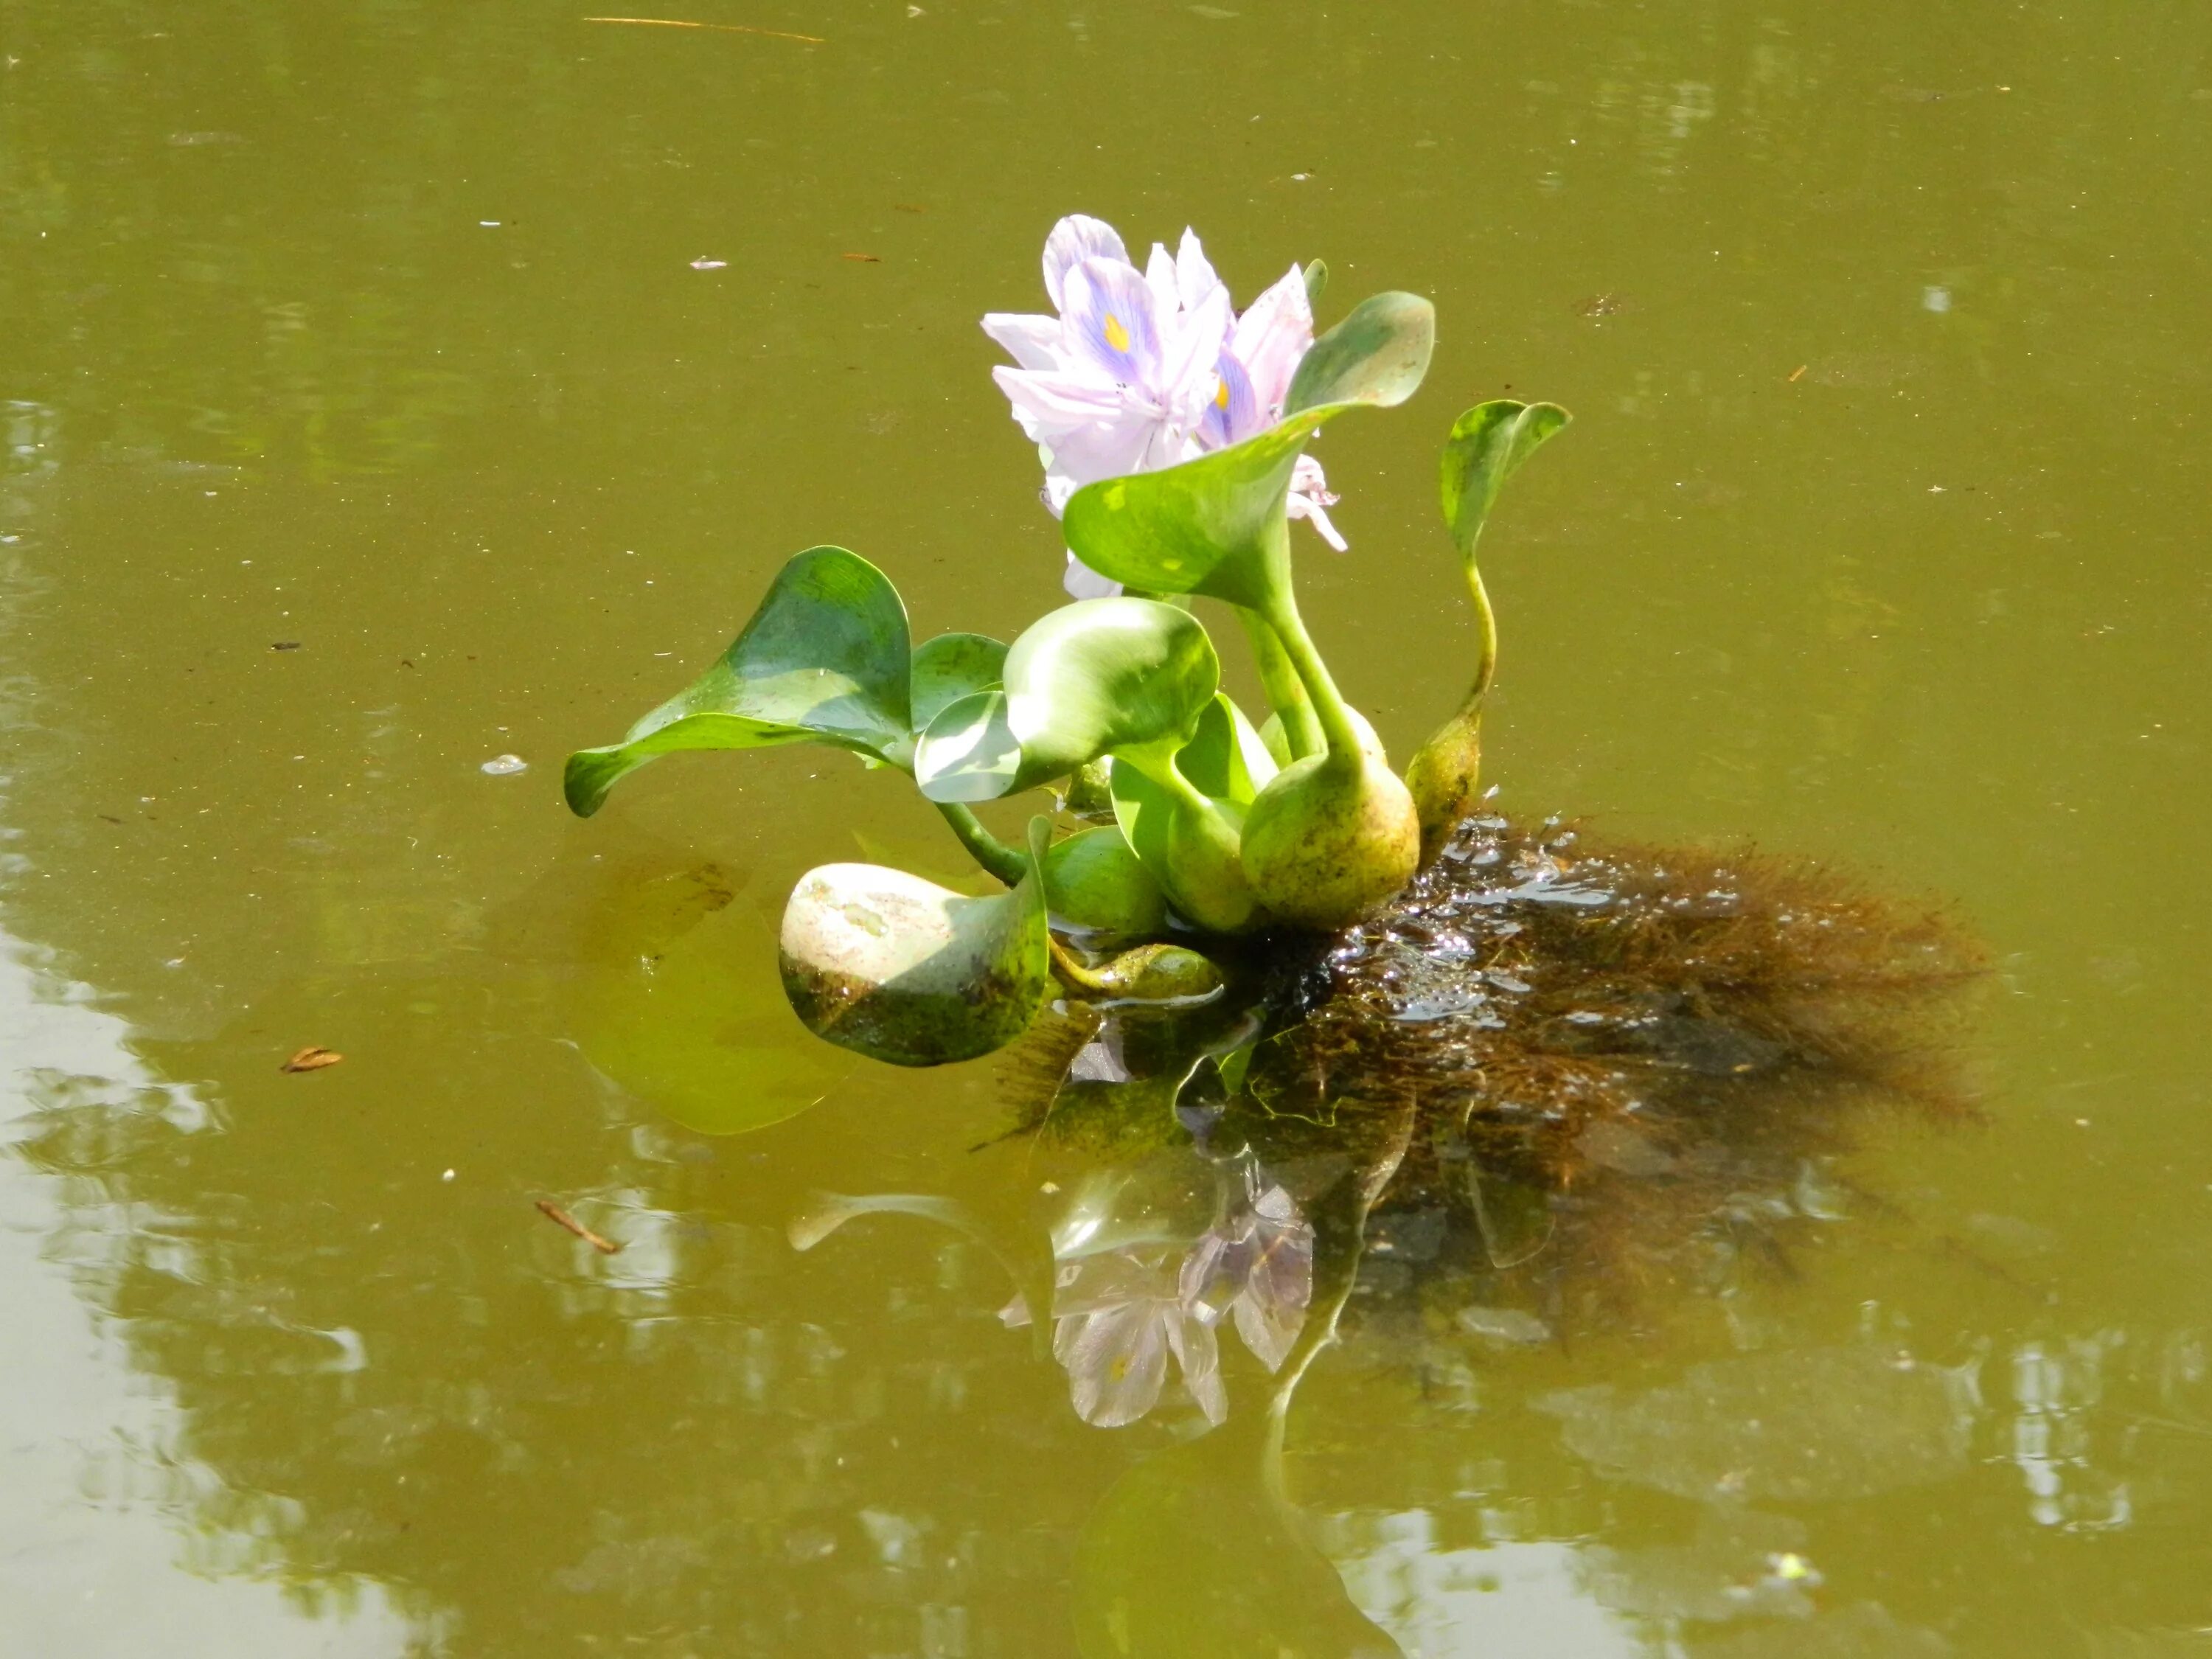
[566,215,1570,1068]
[1010,1156,1316,1427]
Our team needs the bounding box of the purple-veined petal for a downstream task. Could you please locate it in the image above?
[1062,257,1165,388]
[1200,346,1262,450]
[1161,281,1233,422]
[982,311,1069,371]
[1230,264,1315,420]
[1043,214,1130,310]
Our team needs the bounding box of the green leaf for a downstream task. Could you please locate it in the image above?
[1284,289,1435,417]
[778,819,1054,1067]
[916,599,1219,804]
[1108,745,1262,935]
[1006,598,1220,778]
[1302,257,1328,307]
[1044,825,1169,939]
[565,546,912,817]
[1062,295,1435,609]
[913,687,1023,804]
[1439,399,1571,557]
[910,631,1007,733]
[1174,693,1279,804]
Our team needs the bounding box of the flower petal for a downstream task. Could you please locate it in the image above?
[1043,214,1130,310]
[1200,346,1261,450]
[1063,553,1123,600]
[1161,281,1232,420]
[981,311,1068,372]
[1144,242,1180,319]
[1175,228,1225,316]
[1229,264,1315,420]
[992,365,1124,444]
[1062,257,1165,388]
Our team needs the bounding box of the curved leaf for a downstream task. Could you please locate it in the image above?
[779,819,1054,1066]
[914,688,1023,804]
[1175,692,1279,805]
[1284,290,1436,417]
[911,631,1008,733]
[1062,293,1434,609]
[1440,399,1571,557]
[1006,598,1219,776]
[1044,825,1169,939]
[918,600,1219,803]
[566,546,912,816]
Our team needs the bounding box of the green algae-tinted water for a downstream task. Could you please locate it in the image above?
[4,2,2210,1653]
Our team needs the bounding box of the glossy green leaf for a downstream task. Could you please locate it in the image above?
[1302,257,1328,307]
[777,818,1053,1066]
[1006,598,1220,778]
[1108,745,1262,936]
[1439,399,1571,557]
[910,631,1008,733]
[1284,290,1436,418]
[565,546,912,816]
[1044,825,1169,939]
[1176,693,1280,804]
[916,599,1218,804]
[913,688,1023,804]
[1062,295,1435,609]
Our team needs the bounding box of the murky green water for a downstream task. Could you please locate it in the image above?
[4,2,2211,1654]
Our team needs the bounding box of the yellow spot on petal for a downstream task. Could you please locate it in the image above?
[1214,377,1230,410]
[1103,312,1131,352]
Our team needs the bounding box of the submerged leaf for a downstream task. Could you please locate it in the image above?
[566,546,912,815]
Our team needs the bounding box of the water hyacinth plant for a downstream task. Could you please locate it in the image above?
[566,215,1569,1068]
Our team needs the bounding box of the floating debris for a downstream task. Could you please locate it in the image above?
[280,1046,344,1073]
[689,256,727,270]
[580,15,825,44]
[535,1199,622,1254]
[481,754,529,776]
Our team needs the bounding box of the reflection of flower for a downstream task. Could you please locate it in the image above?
[984,215,1345,599]
[1050,1251,1226,1427]
[1180,1169,1314,1373]
[1009,1156,1315,1427]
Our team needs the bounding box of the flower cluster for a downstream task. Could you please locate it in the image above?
[984,214,1345,598]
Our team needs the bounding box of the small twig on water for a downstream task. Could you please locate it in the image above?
[581,16,825,43]
[536,1199,622,1254]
